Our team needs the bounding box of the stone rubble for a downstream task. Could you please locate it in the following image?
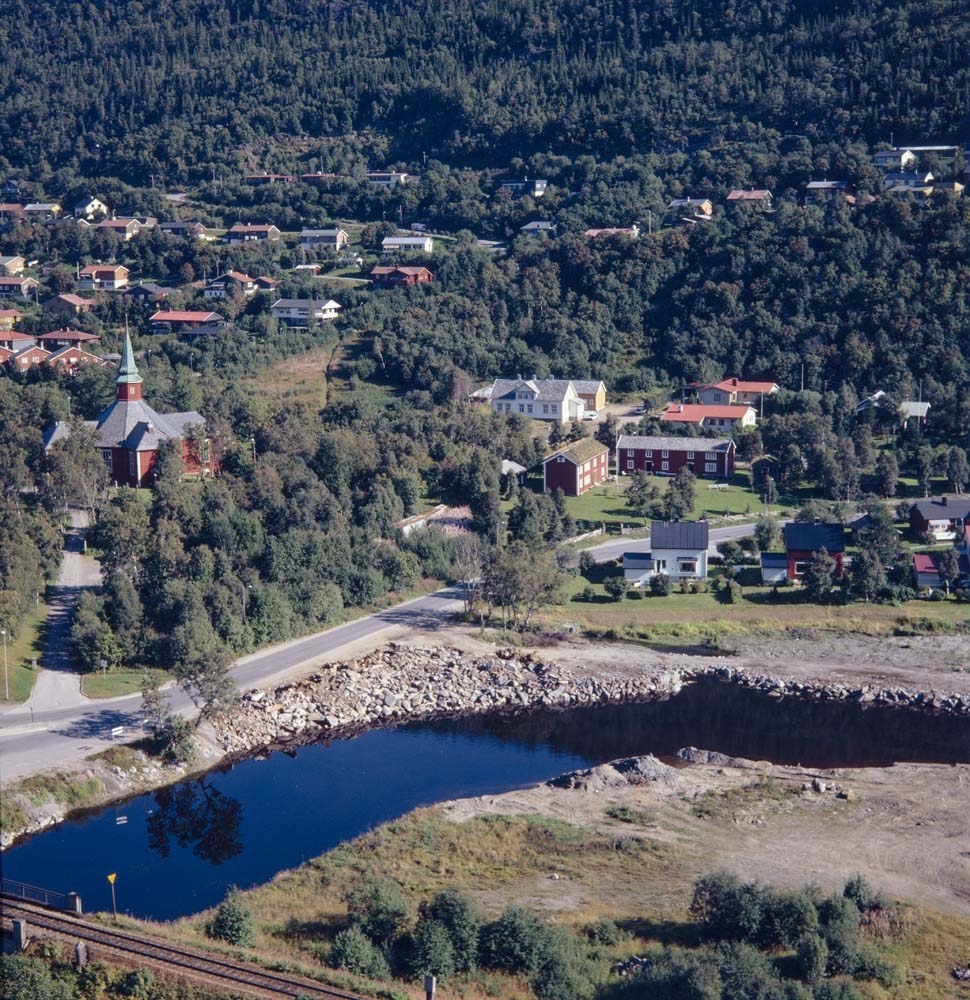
[215,642,970,758]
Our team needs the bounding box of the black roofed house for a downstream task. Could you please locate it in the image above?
[783,522,846,578]
[90,332,215,486]
[651,520,709,580]
[909,496,970,541]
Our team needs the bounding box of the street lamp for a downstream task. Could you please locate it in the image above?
[1,628,8,702]
[250,437,256,465]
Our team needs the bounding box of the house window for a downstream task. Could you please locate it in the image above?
[527,404,533,414]
[128,452,137,478]
[656,559,667,571]
[705,462,717,472]
[518,404,525,412]
[550,404,558,414]
[678,559,697,574]
[543,404,549,414]
[793,560,810,576]
[101,449,112,468]
[504,404,511,413]
[687,451,694,459]
[713,391,722,402]
[627,460,634,470]
[706,451,716,460]
[644,449,652,457]
[661,449,669,458]
[661,461,669,471]
[556,456,565,463]
[626,449,634,457]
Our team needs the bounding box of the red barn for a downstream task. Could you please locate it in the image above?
[542,439,610,496]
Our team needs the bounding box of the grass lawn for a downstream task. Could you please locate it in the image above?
[556,568,970,641]
[0,604,48,704]
[552,470,790,530]
[81,669,148,699]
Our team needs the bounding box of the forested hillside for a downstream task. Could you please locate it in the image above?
[1,0,969,184]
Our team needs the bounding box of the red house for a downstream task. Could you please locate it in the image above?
[369,266,433,286]
[783,522,846,578]
[93,333,215,487]
[542,439,610,496]
[616,435,735,478]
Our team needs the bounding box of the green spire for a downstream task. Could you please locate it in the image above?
[117,330,142,384]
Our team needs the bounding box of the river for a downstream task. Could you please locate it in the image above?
[4,678,970,921]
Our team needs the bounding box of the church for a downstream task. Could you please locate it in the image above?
[92,333,215,487]
[44,333,218,487]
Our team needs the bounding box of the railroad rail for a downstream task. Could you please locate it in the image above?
[0,892,367,1000]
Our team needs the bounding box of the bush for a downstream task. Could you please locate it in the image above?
[418,890,481,972]
[578,551,596,576]
[345,878,412,947]
[207,886,256,947]
[816,895,860,975]
[795,933,828,985]
[852,946,902,986]
[582,917,627,945]
[604,574,627,601]
[531,926,596,1000]
[330,925,392,980]
[479,906,549,974]
[649,573,671,596]
[405,919,456,980]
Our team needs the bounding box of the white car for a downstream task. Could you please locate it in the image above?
[583,410,599,421]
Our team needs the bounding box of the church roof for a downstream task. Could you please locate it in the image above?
[95,398,203,451]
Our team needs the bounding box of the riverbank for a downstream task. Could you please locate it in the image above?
[4,626,970,850]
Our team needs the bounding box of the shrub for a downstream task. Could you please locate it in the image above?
[479,906,549,974]
[649,573,671,596]
[404,919,456,980]
[578,551,596,576]
[852,946,902,986]
[330,925,392,980]
[531,927,596,1000]
[207,886,256,947]
[345,878,412,948]
[418,891,482,972]
[582,917,627,945]
[816,895,860,975]
[795,933,828,984]
[604,575,627,601]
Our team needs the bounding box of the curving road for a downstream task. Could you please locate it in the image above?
[0,519,768,783]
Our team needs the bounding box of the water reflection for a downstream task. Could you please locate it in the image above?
[146,778,244,866]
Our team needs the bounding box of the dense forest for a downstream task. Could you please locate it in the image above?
[1,0,969,184]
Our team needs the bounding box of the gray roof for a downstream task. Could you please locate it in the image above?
[570,379,605,394]
[491,378,577,404]
[760,553,788,568]
[95,399,203,451]
[271,298,340,310]
[622,553,655,568]
[617,435,733,452]
[910,497,970,521]
[651,520,709,550]
[784,522,846,553]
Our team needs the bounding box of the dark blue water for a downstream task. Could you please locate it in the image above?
[4,679,970,921]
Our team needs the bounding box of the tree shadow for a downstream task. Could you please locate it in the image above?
[53,707,146,740]
[146,776,244,866]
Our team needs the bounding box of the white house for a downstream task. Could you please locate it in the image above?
[298,228,349,250]
[489,378,586,424]
[622,520,710,586]
[382,235,433,254]
[271,298,342,327]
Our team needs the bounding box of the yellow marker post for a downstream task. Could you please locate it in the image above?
[107,873,117,920]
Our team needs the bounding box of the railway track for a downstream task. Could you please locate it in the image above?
[0,892,367,1000]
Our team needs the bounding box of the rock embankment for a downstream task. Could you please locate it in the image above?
[217,643,696,753]
[216,642,970,757]
[709,665,970,716]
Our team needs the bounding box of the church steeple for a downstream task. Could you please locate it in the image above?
[116,330,143,402]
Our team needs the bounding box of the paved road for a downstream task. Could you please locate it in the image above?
[0,587,468,782]
[0,516,771,783]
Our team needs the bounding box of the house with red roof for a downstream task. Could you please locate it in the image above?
[696,377,780,407]
[369,265,433,286]
[78,264,130,290]
[38,328,100,350]
[149,310,225,333]
[0,308,24,329]
[43,293,95,322]
[726,189,773,207]
[0,329,35,351]
[203,271,257,299]
[660,403,757,431]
